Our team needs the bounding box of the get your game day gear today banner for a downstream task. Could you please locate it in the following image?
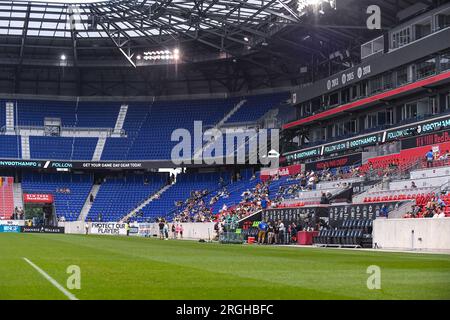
[90,222,128,235]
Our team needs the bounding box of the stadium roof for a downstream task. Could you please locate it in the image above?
[0,0,295,40]
[0,0,441,97]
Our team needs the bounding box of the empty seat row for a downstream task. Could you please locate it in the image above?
[314,229,367,246]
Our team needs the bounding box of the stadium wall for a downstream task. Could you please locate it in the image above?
[174,223,215,240]
[61,221,215,240]
[373,218,450,252]
[60,221,85,234]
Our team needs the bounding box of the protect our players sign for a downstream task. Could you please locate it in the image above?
[90,222,127,236]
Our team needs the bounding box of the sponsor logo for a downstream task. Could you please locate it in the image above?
[23,194,53,203]
[260,164,302,180]
[323,134,379,154]
[357,67,363,79]
[285,148,320,162]
[0,225,21,233]
[22,226,65,234]
[326,65,371,91]
[0,160,42,168]
[0,220,24,226]
[402,130,450,149]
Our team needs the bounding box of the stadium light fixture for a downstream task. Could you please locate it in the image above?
[142,48,180,62]
[297,0,336,14]
[173,48,180,61]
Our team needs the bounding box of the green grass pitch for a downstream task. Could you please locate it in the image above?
[1,233,449,300]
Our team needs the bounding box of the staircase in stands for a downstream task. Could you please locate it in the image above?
[192,99,247,159]
[21,135,30,160]
[92,136,106,161]
[120,183,173,222]
[78,184,101,222]
[5,102,15,135]
[0,177,14,219]
[113,104,128,136]
[12,182,23,210]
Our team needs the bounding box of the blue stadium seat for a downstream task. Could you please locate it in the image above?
[21,172,93,222]
[87,173,167,222]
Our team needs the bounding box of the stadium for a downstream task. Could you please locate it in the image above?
[0,0,450,302]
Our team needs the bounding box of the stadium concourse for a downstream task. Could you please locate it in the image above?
[1,0,450,302]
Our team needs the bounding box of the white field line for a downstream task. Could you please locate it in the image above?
[23,257,79,300]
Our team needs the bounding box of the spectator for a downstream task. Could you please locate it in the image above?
[437,197,446,209]
[261,197,267,210]
[179,224,184,239]
[158,219,165,240]
[267,222,274,244]
[289,223,298,243]
[171,223,177,239]
[382,174,391,190]
[164,221,169,239]
[278,220,285,244]
[273,221,280,244]
[426,149,434,168]
[380,205,388,217]
[257,220,268,244]
[320,192,329,204]
[411,205,421,218]
[439,150,449,160]
[125,222,130,236]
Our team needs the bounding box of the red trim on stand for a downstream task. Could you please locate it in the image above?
[283,71,450,130]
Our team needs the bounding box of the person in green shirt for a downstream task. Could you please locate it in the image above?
[125,222,130,236]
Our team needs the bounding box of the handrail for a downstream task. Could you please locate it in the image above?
[13,125,126,138]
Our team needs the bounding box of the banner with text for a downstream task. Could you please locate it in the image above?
[23,194,54,203]
[90,222,127,236]
[260,164,303,181]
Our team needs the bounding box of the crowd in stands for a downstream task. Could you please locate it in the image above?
[4,146,450,225]
[359,144,450,178]
[165,166,358,224]
[203,168,358,222]
[403,192,450,218]
[173,189,215,223]
[56,187,71,194]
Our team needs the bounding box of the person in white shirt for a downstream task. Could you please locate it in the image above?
[278,220,285,244]
[85,222,89,235]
